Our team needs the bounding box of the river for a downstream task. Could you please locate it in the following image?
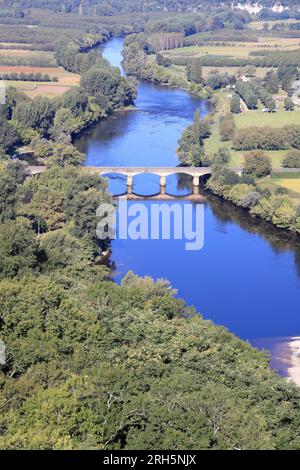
[76,37,300,379]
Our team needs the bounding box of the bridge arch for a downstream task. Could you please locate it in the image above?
[92,166,214,195]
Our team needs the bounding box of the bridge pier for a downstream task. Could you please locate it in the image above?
[193,175,200,187]
[127,175,133,194]
[160,175,166,187]
[160,175,166,194]
[193,175,200,195]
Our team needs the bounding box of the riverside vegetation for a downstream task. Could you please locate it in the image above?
[0,35,137,158]
[2,0,300,451]
[177,109,300,234]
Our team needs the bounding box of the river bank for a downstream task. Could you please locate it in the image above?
[206,173,300,236]
[253,337,300,387]
[288,338,300,387]
[122,35,207,99]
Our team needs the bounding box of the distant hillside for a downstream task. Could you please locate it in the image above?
[1,1,300,15]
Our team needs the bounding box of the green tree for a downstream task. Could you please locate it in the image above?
[6,159,28,184]
[230,94,241,114]
[186,59,203,84]
[80,66,136,111]
[0,86,28,120]
[1,271,300,450]
[177,109,210,166]
[0,116,20,152]
[0,169,19,222]
[245,92,258,110]
[284,97,295,111]
[0,219,39,278]
[48,144,85,167]
[40,229,93,271]
[13,97,55,136]
[283,150,300,168]
[264,71,279,94]
[243,151,272,178]
[265,97,276,113]
[219,113,236,141]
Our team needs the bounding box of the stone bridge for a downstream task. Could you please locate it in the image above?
[26,165,239,195]
[88,166,214,190]
[28,165,300,196]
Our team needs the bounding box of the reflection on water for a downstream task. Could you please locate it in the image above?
[76,37,300,374]
[77,82,212,169]
[95,173,196,198]
[109,197,300,340]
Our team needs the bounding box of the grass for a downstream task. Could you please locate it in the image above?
[256,36,300,48]
[205,129,288,169]
[165,45,262,59]
[270,174,300,196]
[235,110,300,128]
[204,92,292,169]
[167,64,187,80]
[202,65,272,79]
[230,150,289,169]
[250,20,298,30]
[0,49,53,58]
[164,39,300,61]
[0,42,34,48]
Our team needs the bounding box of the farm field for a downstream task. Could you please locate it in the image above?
[156,63,271,83]
[163,39,300,61]
[0,49,53,58]
[235,110,300,128]
[256,36,300,48]
[272,177,300,194]
[0,42,35,49]
[0,65,80,97]
[268,173,300,199]
[204,122,289,169]
[249,19,297,30]
[166,64,187,79]
[165,45,264,59]
[230,150,289,169]
[202,65,272,79]
[0,38,79,97]
[204,92,295,170]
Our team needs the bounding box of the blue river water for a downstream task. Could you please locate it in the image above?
[76,38,300,371]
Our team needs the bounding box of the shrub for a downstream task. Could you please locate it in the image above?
[251,194,297,229]
[219,113,236,141]
[283,150,300,168]
[243,151,272,178]
[239,191,261,209]
[227,183,254,206]
[233,127,286,151]
[284,125,300,150]
[284,97,295,111]
[230,94,241,114]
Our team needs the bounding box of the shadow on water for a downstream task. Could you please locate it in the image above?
[206,191,300,272]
